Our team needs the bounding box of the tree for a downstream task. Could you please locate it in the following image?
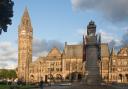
[0,0,14,34]
[8,70,17,79]
[0,69,8,78]
[0,69,17,79]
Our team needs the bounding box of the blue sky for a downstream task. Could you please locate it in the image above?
[0,0,128,69]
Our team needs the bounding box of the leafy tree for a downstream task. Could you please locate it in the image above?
[8,70,17,79]
[0,69,8,78]
[0,0,14,34]
[0,69,17,79]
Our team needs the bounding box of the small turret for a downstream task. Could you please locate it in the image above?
[111,48,116,56]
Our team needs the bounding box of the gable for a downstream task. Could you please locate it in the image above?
[118,48,128,56]
[47,47,61,57]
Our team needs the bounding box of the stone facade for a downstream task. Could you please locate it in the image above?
[29,48,63,83]
[109,47,128,83]
[62,43,84,81]
[28,45,84,83]
[100,43,110,82]
[18,8,128,84]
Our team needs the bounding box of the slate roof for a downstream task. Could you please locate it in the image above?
[62,44,83,59]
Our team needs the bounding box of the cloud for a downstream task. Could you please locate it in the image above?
[0,62,8,69]
[0,42,17,69]
[97,29,122,51]
[0,38,64,69]
[98,29,116,43]
[71,0,128,22]
[33,38,64,58]
[0,42,17,62]
[121,29,128,47]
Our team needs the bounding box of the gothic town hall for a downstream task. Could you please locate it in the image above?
[17,8,128,84]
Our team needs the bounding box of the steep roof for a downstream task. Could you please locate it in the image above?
[22,7,31,21]
[19,7,32,32]
[63,43,109,59]
[63,44,83,59]
[117,47,128,56]
[101,43,110,57]
[47,47,61,57]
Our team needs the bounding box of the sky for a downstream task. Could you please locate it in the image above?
[0,0,128,69]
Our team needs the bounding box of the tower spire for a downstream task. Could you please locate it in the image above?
[20,7,32,32]
[23,7,29,18]
[21,7,32,27]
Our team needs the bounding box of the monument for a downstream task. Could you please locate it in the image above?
[84,21,101,85]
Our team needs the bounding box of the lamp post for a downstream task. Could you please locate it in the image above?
[40,61,41,82]
[49,62,53,86]
[75,57,78,81]
[69,57,71,82]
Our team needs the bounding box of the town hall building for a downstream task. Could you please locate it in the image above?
[17,8,128,84]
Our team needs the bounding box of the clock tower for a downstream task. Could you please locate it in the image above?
[18,7,33,83]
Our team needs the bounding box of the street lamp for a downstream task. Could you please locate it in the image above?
[49,62,51,86]
[40,61,41,82]
[69,58,71,82]
[75,57,78,81]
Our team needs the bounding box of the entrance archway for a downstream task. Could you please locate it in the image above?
[47,74,54,82]
[119,74,123,82]
[125,74,128,82]
[56,74,63,82]
[30,75,34,83]
[78,73,82,80]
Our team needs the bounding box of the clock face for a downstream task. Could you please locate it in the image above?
[21,30,26,35]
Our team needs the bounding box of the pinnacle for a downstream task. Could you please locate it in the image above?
[23,7,29,17]
[111,48,116,56]
[25,6,28,12]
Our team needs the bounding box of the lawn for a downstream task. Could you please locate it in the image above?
[0,84,37,89]
[0,85,10,89]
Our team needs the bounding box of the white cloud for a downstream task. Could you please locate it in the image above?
[0,42,17,69]
[0,38,64,69]
[98,29,122,47]
[33,38,64,57]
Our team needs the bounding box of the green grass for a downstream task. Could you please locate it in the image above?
[0,84,36,89]
[0,85,10,89]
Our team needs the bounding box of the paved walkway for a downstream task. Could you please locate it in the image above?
[34,82,117,89]
[111,84,128,89]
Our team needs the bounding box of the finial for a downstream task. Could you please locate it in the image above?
[24,6,29,14]
[22,6,30,20]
